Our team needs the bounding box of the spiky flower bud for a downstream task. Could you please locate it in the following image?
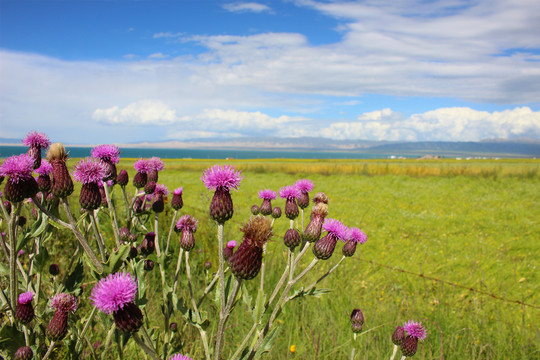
[170,322,178,332]
[113,302,144,333]
[119,227,131,243]
[133,159,150,189]
[144,259,154,271]
[303,203,328,243]
[0,154,38,202]
[16,292,34,324]
[392,326,405,346]
[91,144,120,182]
[171,187,183,210]
[152,184,168,213]
[279,185,301,220]
[201,165,243,224]
[176,215,198,252]
[313,218,348,260]
[350,308,364,333]
[23,131,51,170]
[342,227,367,257]
[228,216,272,280]
[46,310,68,341]
[35,160,52,193]
[140,232,155,255]
[283,228,301,250]
[272,206,282,219]
[47,143,74,198]
[251,204,260,215]
[294,179,314,209]
[258,189,276,216]
[116,169,129,186]
[129,246,138,259]
[204,261,212,270]
[49,263,60,276]
[144,181,156,195]
[313,192,329,205]
[147,157,164,183]
[14,346,33,360]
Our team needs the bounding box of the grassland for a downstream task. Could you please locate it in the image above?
[56,158,540,359]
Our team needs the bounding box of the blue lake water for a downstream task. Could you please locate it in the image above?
[0,145,393,160]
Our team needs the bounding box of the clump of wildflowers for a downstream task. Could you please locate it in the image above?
[313,218,348,260]
[294,179,314,209]
[279,185,301,220]
[90,272,143,333]
[73,157,107,211]
[401,321,427,357]
[176,214,198,252]
[342,227,367,257]
[201,165,243,224]
[0,154,38,203]
[23,131,51,169]
[258,189,276,216]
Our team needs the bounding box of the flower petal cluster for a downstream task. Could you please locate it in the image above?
[258,189,276,200]
[50,293,78,314]
[154,183,169,196]
[348,227,367,244]
[403,320,427,341]
[90,272,138,315]
[91,144,120,164]
[294,179,314,193]
[73,158,106,184]
[35,160,52,175]
[201,165,243,191]
[0,154,34,183]
[322,218,349,241]
[134,159,151,173]
[226,240,237,249]
[22,131,51,148]
[173,187,183,195]
[168,354,193,360]
[176,214,198,232]
[279,185,301,199]
[18,291,34,305]
[149,157,165,171]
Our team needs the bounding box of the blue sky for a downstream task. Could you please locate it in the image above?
[1,0,539,144]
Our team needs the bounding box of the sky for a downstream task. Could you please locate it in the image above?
[1,0,540,144]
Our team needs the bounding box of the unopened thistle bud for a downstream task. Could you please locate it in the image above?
[144,181,156,195]
[35,159,52,193]
[171,187,183,210]
[313,192,329,205]
[303,203,328,243]
[0,154,38,202]
[47,143,74,198]
[176,214,198,252]
[251,204,260,215]
[272,206,282,219]
[140,232,155,255]
[152,184,168,213]
[49,263,60,276]
[294,179,314,209]
[147,157,164,183]
[201,165,243,224]
[283,228,301,250]
[133,159,150,189]
[116,169,129,187]
[400,321,427,357]
[342,227,367,257]
[16,292,35,324]
[258,189,276,216]
[91,144,120,182]
[73,157,106,211]
[14,346,33,360]
[279,185,301,220]
[169,322,178,332]
[313,218,348,260]
[17,216,27,227]
[144,259,154,271]
[392,326,405,345]
[119,227,131,243]
[23,131,51,169]
[229,216,272,280]
[350,308,364,333]
[46,293,77,341]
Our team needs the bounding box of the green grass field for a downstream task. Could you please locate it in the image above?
[43,158,540,359]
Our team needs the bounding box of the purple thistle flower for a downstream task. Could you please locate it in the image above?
[73,157,106,184]
[227,240,237,249]
[201,164,243,191]
[176,215,198,232]
[90,272,138,315]
[154,183,169,197]
[322,218,349,242]
[22,131,51,148]
[258,189,276,200]
[169,354,194,360]
[403,321,427,341]
[18,291,33,305]
[348,227,368,244]
[174,187,183,195]
[294,179,314,193]
[91,144,120,164]
[35,160,52,175]
[134,159,151,173]
[50,293,78,314]
[149,157,164,171]
[279,185,301,199]
[0,154,34,183]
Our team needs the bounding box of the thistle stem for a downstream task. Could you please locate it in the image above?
[390,345,399,360]
[400,356,407,360]
[132,332,158,360]
[76,306,98,352]
[8,202,21,312]
[165,209,178,256]
[102,182,121,247]
[172,248,185,294]
[214,222,226,360]
[215,278,242,360]
[154,214,161,258]
[42,341,56,360]
[90,211,107,262]
[303,256,345,294]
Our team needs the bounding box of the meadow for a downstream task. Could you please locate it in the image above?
[3,157,539,359]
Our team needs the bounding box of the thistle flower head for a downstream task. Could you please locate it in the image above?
[154,183,169,197]
[322,218,349,241]
[240,215,273,248]
[35,159,52,175]
[348,227,367,244]
[279,185,301,199]
[403,321,427,341]
[312,202,329,217]
[149,157,164,171]
[176,214,198,232]
[50,293,78,314]
[18,291,33,305]
[168,354,193,360]
[134,159,151,173]
[294,179,314,193]
[0,154,34,183]
[258,189,276,200]
[313,192,329,204]
[22,131,50,148]
[91,144,120,164]
[46,142,68,161]
[90,272,138,315]
[73,157,106,184]
[174,187,183,195]
[201,164,243,191]
[227,240,237,249]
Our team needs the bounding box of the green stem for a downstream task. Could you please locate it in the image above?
[165,210,178,256]
[90,211,107,262]
[301,256,345,295]
[103,181,121,247]
[214,223,226,360]
[214,278,242,360]
[390,344,399,360]
[154,215,161,257]
[42,341,56,360]
[132,332,158,360]
[9,202,21,313]
[76,307,98,352]
[172,248,185,294]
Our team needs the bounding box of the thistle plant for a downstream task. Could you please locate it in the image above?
[0,129,431,360]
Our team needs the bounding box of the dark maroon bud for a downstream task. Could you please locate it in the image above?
[47,310,68,340]
[392,326,405,346]
[152,195,164,213]
[47,143,74,198]
[116,169,129,187]
[296,192,310,209]
[27,145,42,170]
[204,261,212,270]
[169,322,178,332]
[259,199,272,216]
[144,259,154,271]
[147,169,159,183]
[16,292,35,324]
[171,189,183,210]
[113,302,143,333]
[129,233,138,243]
[284,198,299,220]
[312,233,338,260]
[401,336,419,357]
[129,246,138,259]
[144,181,156,195]
[119,227,131,243]
[49,263,60,276]
[350,308,364,333]
[37,174,51,193]
[271,206,282,219]
[140,232,156,256]
[14,346,33,360]
[342,240,358,257]
[101,160,117,182]
[79,182,101,211]
[133,171,147,189]
[209,187,234,224]
[283,228,301,250]
[99,185,108,207]
[303,203,328,243]
[17,216,27,227]
[4,177,39,203]
[250,204,260,215]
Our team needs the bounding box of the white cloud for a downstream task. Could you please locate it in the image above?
[93,100,177,125]
[148,52,169,59]
[223,2,272,13]
[318,107,540,141]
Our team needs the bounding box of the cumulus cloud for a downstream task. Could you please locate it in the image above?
[223,2,272,13]
[93,100,177,125]
[318,107,540,141]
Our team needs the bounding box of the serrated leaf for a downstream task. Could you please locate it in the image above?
[242,283,252,312]
[64,259,84,292]
[288,286,332,301]
[108,244,130,274]
[0,323,25,355]
[255,326,281,358]
[253,288,266,323]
